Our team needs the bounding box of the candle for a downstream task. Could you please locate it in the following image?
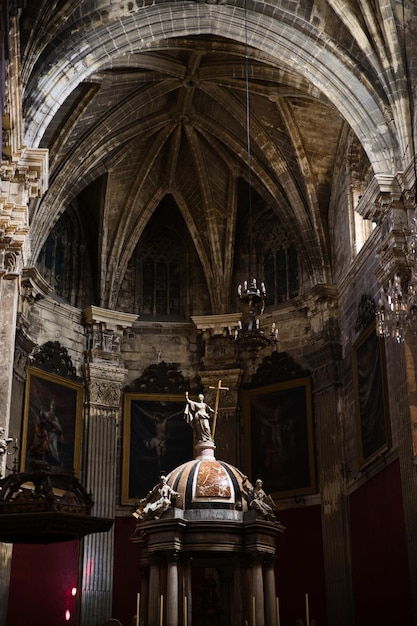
[252,596,256,626]
[160,595,164,626]
[136,593,140,626]
[276,597,280,626]
[184,595,187,626]
[305,592,310,626]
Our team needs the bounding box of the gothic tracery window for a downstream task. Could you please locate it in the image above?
[36,204,95,309]
[140,230,182,316]
[264,239,299,306]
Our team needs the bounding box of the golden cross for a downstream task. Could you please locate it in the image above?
[209,379,229,439]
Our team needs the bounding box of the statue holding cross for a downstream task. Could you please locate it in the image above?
[184,380,229,443]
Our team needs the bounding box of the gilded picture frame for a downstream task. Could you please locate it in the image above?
[352,321,391,466]
[243,377,316,499]
[122,393,193,505]
[21,367,83,476]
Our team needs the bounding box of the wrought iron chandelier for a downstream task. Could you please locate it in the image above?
[234,1,278,360]
[376,212,417,343]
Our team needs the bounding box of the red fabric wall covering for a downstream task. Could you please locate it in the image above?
[7,540,79,626]
[277,504,327,626]
[350,459,413,626]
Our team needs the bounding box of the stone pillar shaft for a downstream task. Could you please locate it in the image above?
[0,279,19,626]
[389,337,417,623]
[264,560,277,626]
[79,362,125,626]
[139,568,149,626]
[307,342,355,626]
[167,557,179,626]
[148,560,160,626]
[252,560,265,626]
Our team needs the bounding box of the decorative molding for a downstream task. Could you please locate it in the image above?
[30,341,79,380]
[192,313,242,336]
[83,362,126,410]
[88,380,122,408]
[304,342,343,392]
[354,294,377,335]
[355,173,402,224]
[82,305,138,329]
[83,305,137,365]
[125,361,201,394]
[245,351,310,389]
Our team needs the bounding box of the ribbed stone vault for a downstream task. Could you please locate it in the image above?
[18,0,416,312]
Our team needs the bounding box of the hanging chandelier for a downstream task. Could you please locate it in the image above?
[233,1,278,361]
[235,278,278,360]
[376,211,417,343]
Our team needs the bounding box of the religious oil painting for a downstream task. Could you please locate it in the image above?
[243,378,316,499]
[21,367,83,475]
[122,393,193,504]
[352,321,391,466]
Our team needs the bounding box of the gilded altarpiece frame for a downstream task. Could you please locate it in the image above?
[122,393,193,505]
[352,321,391,466]
[243,377,316,499]
[21,367,83,475]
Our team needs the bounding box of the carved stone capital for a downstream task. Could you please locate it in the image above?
[304,284,339,342]
[83,362,126,410]
[83,305,137,364]
[304,342,343,392]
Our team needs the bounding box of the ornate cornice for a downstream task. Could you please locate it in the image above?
[0,148,49,271]
[355,173,403,224]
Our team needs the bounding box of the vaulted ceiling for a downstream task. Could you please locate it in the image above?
[19,1,415,311]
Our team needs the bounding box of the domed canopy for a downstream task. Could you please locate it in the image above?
[167,456,249,516]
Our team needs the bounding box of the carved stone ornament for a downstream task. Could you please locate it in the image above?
[246,350,310,389]
[88,380,122,408]
[30,341,79,380]
[125,361,201,394]
[354,293,377,335]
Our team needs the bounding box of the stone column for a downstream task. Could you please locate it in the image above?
[0,277,19,626]
[139,565,149,626]
[79,360,125,626]
[79,306,135,625]
[252,556,265,626]
[233,556,244,626]
[148,556,161,626]
[0,162,48,626]
[264,556,277,626]
[167,552,179,626]
[373,188,417,623]
[0,10,48,626]
[388,336,417,623]
[183,555,192,626]
[306,341,355,626]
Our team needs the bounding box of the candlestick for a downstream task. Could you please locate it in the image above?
[136,593,140,626]
[276,596,280,626]
[184,595,187,626]
[252,596,256,626]
[305,592,310,626]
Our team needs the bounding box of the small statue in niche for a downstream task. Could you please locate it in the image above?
[0,427,13,456]
[184,391,215,442]
[133,474,179,521]
[242,476,278,522]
